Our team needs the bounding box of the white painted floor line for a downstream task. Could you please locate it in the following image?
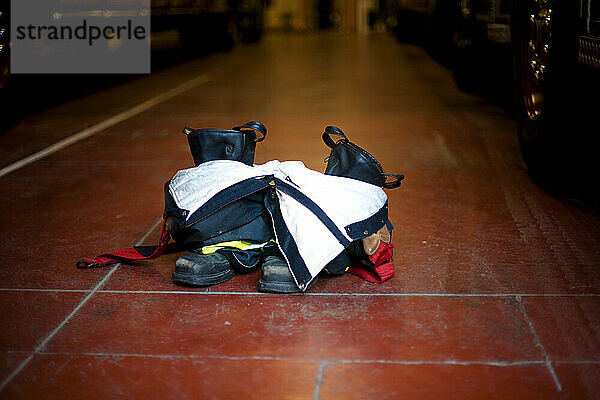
[0,73,213,178]
[0,218,163,392]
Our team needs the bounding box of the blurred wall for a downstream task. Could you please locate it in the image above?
[265,0,377,32]
[265,0,317,31]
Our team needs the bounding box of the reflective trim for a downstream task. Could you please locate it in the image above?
[200,240,274,255]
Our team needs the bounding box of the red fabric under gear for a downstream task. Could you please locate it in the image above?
[346,241,394,283]
[76,218,171,268]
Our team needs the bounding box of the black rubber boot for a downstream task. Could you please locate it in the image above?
[173,252,234,286]
[258,255,316,293]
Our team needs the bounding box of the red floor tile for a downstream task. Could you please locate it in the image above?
[0,160,169,290]
[0,61,213,169]
[388,165,600,296]
[1,354,318,400]
[0,351,30,388]
[0,97,196,291]
[554,363,600,399]
[0,291,86,384]
[0,291,86,351]
[521,296,600,362]
[45,293,541,362]
[318,362,562,400]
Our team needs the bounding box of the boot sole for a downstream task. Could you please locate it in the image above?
[258,276,317,293]
[172,268,235,286]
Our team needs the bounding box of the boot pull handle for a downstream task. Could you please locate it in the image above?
[233,121,267,142]
[182,121,267,143]
[322,125,348,149]
[382,173,404,189]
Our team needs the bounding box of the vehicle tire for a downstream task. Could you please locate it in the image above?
[512,0,578,183]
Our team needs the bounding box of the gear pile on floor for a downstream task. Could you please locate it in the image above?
[77,122,404,293]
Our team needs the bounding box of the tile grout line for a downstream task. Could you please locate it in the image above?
[34,351,564,366]
[100,291,600,297]
[0,73,212,178]
[516,294,563,392]
[1,288,600,297]
[0,288,90,293]
[0,266,120,392]
[0,218,163,392]
[312,361,331,400]
[555,360,600,365]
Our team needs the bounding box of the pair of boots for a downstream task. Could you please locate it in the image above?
[172,251,304,293]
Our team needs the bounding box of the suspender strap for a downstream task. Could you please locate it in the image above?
[76,217,171,269]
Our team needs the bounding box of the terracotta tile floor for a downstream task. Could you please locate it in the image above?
[1,33,599,399]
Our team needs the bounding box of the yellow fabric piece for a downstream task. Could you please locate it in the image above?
[200,240,273,255]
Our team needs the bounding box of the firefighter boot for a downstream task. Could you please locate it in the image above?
[173,252,234,286]
[258,255,299,293]
[258,255,317,293]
